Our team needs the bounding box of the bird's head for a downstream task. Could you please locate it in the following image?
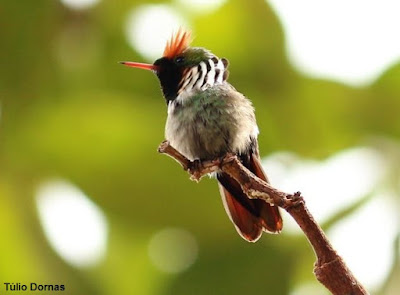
[121,29,229,102]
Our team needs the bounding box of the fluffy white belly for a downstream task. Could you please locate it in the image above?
[165,91,258,161]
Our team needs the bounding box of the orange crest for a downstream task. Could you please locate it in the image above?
[163,29,192,59]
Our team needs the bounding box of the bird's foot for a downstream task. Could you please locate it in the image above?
[188,157,224,182]
[188,159,203,181]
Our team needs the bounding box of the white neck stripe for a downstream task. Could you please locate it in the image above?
[178,57,227,98]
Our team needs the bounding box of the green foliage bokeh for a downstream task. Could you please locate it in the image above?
[1,0,399,294]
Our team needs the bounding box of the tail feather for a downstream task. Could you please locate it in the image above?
[249,153,283,233]
[218,182,263,241]
[217,153,282,242]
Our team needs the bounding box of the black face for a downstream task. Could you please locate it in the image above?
[153,57,185,103]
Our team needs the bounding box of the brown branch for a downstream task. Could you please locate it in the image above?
[158,140,369,295]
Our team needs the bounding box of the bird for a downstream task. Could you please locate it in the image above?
[121,29,282,242]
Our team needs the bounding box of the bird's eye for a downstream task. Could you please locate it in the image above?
[175,56,185,64]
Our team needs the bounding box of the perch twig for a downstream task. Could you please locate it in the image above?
[158,140,369,295]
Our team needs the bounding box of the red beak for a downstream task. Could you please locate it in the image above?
[119,61,158,72]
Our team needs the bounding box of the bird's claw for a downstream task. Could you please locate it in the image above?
[188,159,203,181]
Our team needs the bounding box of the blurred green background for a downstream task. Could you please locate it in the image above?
[1,0,400,294]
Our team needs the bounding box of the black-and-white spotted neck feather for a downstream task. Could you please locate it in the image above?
[176,57,229,102]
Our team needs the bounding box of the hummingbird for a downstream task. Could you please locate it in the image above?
[121,29,282,242]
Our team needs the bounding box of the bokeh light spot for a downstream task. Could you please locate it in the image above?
[148,228,198,274]
[175,0,227,14]
[265,147,396,291]
[267,0,400,86]
[36,180,108,268]
[263,147,386,230]
[328,194,399,291]
[125,4,188,61]
[60,0,100,10]
[290,282,329,295]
